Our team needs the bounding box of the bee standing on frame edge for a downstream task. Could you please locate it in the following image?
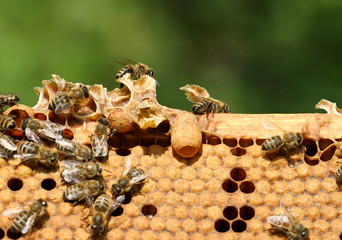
[0,94,20,111]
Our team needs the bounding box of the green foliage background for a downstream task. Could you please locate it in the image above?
[1,1,342,113]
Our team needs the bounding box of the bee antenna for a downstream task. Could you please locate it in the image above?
[109,124,120,137]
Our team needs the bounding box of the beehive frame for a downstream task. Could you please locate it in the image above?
[0,75,341,240]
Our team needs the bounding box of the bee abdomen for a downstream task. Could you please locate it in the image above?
[262,136,283,151]
[192,100,210,115]
[127,168,144,179]
[116,66,133,79]
[337,165,342,181]
[48,95,69,111]
[11,211,30,233]
[0,116,16,130]
[18,141,39,154]
[94,194,111,212]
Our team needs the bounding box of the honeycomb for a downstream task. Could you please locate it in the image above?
[0,74,341,240]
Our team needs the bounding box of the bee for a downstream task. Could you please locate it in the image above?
[14,141,58,168]
[0,132,17,158]
[336,162,342,183]
[22,118,64,144]
[91,115,118,158]
[267,205,309,240]
[261,121,303,154]
[89,194,125,236]
[60,160,102,184]
[192,97,229,116]
[0,94,20,111]
[111,155,148,202]
[64,179,105,206]
[55,138,93,162]
[0,115,16,131]
[2,199,48,235]
[115,58,155,80]
[48,84,90,114]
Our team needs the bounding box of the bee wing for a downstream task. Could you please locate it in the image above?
[179,84,211,103]
[60,161,84,183]
[65,187,85,201]
[60,160,83,168]
[0,137,16,151]
[84,188,94,206]
[54,100,73,114]
[2,207,23,218]
[21,212,38,234]
[92,135,108,157]
[267,214,291,229]
[122,155,134,176]
[14,153,40,160]
[261,120,287,133]
[56,139,77,152]
[25,128,43,144]
[115,58,138,66]
[129,173,148,185]
[109,195,125,214]
[37,121,64,140]
[40,120,65,131]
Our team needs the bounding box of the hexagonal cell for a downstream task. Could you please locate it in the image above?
[304,156,319,166]
[207,135,222,145]
[41,178,57,191]
[222,179,238,193]
[140,137,155,147]
[239,138,254,147]
[6,229,22,239]
[111,206,124,217]
[48,111,66,125]
[141,204,157,217]
[34,113,47,120]
[239,181,255,194]
[223,138,238,148]
[231,147,246,156]
[156,121,170,134]
[223,206,238,220]
[230,168,247,181]
[231,220,247,232]
[124,135,139,148]
[239,206,255,220]
[7,178,23,191]
[214,219,230,233]
[303,138,317,157]
[320,144,336,162]
[156,136,171,147]
[62,128,74,140]
[0,228,4,239]
[318,138,334,151]
[108,135,123,148]
[115,148,131,156]
[255,139,266,146]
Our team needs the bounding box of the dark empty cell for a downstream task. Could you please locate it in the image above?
[156,121,170,133]
[230,168,247,181]
[156,137,171,147]
[222,179,238,193]
[48,111,66,125]
[320,144,336,162]
[122,192,132,204]
[66,115,81,128]
[214,219,230,233]
[223,206,238,220]
[318,138,334,151]
[239,138,254,147]
[115,148,131,156]
[7,178,23,191]
[223,138,238,147]
[239,181,255,194]
[124,135,139,148]
[6,229,22,239]
[207,136,222,145]
[41,178,56,191]
[232,220,247,232]
[231,147,246,156]
[303,139,317,157]
[62,129,74,140]
[0,228,4,239]
[9,109,29,119]
[34,113,47,120]
[140,137,155,147]
[239,206,255,220]
[141,204,157,217]
[340,233,342,240]
[108,136,123,148]
[255,139,266,146]
[304,156,319,166]
[111,206,123,217]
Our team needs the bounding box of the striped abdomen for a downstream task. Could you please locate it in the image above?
[48,94,72,111]
[192,100,211,115]
[93,194,111,213]
[262,135,284,151]
[337,164,342,182]
[18,141,40,155]
[64,183,85,201]
[116,66,133,79]
[0,116,16,131]
[127,168,144,180]
[11,210,30,234]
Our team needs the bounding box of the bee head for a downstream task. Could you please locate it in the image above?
[296,133,303,145]
[97,166,102,174]
[146,68,155,77]
[82,86,89,98]
[301,228,309,238]
[8,121,16,130]
[14,95,20,102]
[37,199,48,207]
[98,116,109,126]
[111,184,122,195]
[49,152,58,166]
[21,118,28,130]
[80,146,92,162]
[223,104,229,113]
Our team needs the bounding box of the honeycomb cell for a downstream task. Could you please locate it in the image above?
[50,215,66,229]
[6,229,22,239]
[182,218,197,233]
[174,231,189,240]
[240,181,255,194]
[7,178,23,191]
[175,205,189,219]
[0,190,13,203]
[126,230,140,240]
[207,206,222,220]
[296,194,313,207]
[199,192,213,207]
[158,206,173,219]
[305,206,321,220]
[149,192,165,205]
[314,219,330,233]
[0,229,4,239]
[312,164,328,178]
[141,231,157,240]
[115,148,131,156]
[198,219,214,233]
[174,179,190,193]
[141,204,157,217]
[223,138,238,147]
[322,177,338,192]
[133,216,149,230]
[140,155,156,167]
[304,156,320,166]
[48,111,66,125]
[214,219,230,233]
[190,179,205,192]
[183,193,197,206]
[231,147,246,156]
[303,138,318,157]
[158,232,173,240]
[240,205,255,220]
[165,166,181,179]
[255,206,270,221]
[296,164,310,178]
[232,220,247,232]
[280,168,296,181]
[223,206,238,220]
[207,135,222,145]
[239,138,254,147]
[190,233,206,240]
[230,167,246,181]
[314,192,330,205]
[111,206,124,216]
[166,192,182,206]
[41,178,56,191]
[213,144,231,157]
[264,193,280,207]
[239,155,255,169]
[305,179,321,193]
[222,179,238,193]
[318,138,334,151]
[198,167,213,180]
[322,206,337,220]
[320,144,336,161]
[165,218,180,232]
[248,168,263,181]
[289,179,305,194]
[255,180,271,194]
[230,193,248,208]
[248,192,264,206]
[190,206,206,220]
[156,178,172,192]
[182,167,197,180]
[214,192,229,206]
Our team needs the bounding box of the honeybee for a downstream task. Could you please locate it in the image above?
[267,205,309,240]
[0,115,16,131]
[91,115,118,158]
[336,162,342,183]
[89,194,125,236]
[192,98,229,116]
[60,160,102,184]
[261,121,303,154]
[55,138,93,162]
[0,132,17,158]
[14,141,58,168]
[64,179,105,206]
[115,58,155,80]
[48,84,90,114]
[2,199,48,235]
[0,94,20,111]
[111,155,148,202]
[22,118,64,144]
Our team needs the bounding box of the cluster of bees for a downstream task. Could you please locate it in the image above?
[1,59,341,240]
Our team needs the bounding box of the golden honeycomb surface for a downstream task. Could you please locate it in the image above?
[0,75,341,240]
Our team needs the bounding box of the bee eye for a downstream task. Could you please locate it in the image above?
[100,184,104,191]
[82,86,89,98]
[22,119,28,130]
[9,122,16,129]
[91,225,97,230]
[98,168,102,174]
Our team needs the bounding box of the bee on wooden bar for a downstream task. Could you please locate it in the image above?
[14,141,58,168]
[0,94,20,111]
[115,58,155,80]
[111,155,148,203]
[0,132,17,158]
[55,138,93,162]
[267,205,309,240]
[22,118,64,144]
[48,84,90,114]
[60,160,102,184]
[64,179,105,206]
[192,97,229,116]
[2,199,48,235]
[0,115,16,131]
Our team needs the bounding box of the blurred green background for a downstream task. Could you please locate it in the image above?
[1,1,342,113]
